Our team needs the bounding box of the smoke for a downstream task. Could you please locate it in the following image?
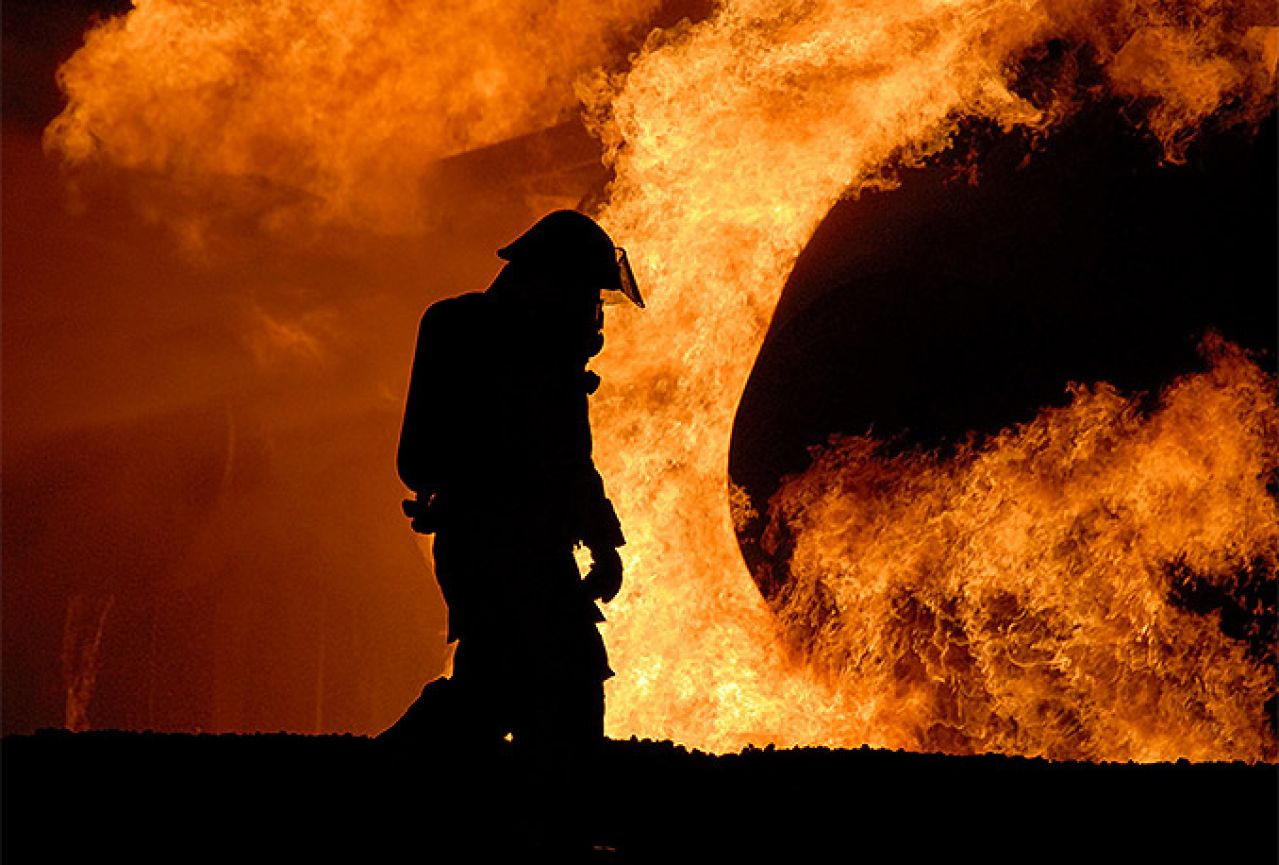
[43,0,664,243]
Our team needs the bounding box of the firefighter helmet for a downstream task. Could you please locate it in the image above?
[498,210,644,308]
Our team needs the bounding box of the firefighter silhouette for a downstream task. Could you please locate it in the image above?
[384,210,642,777]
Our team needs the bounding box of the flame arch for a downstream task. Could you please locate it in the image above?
[580,1,1278,758]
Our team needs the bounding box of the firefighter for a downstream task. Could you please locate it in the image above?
[389,210,643,770]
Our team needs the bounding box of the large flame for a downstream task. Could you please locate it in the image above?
[583,0,1277,755]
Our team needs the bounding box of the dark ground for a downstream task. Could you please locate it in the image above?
[3,730,1276,863]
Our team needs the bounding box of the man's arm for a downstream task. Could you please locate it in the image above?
[578,467,625,603]
[399,300,477,534]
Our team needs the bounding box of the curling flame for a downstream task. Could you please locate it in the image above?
[585,0,1277,756]
[763,338,1278,762]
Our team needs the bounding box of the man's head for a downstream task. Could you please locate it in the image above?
[497,210,643,309]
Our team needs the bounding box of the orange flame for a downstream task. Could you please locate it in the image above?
[583,0,1277,755]
[761,337,1277,762]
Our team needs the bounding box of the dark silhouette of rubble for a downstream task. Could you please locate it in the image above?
[3,729,1275,863]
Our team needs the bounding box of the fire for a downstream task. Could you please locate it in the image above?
[42,1,1277,758]
[761,337,1278,762]
[582,0,1277,755]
